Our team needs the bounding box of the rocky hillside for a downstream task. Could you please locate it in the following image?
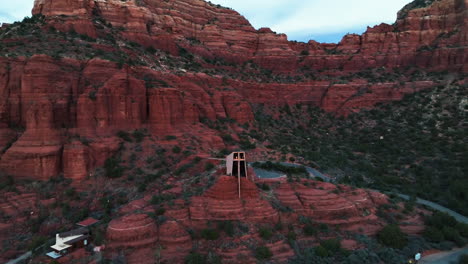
[255,77,467,215]
[0,0,467,263]
[0,0,466,180]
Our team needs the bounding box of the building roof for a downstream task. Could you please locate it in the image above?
[46,251,62,259]
[77,217,99,227]
[58,227,88,238]
[65,234,89,245]
[51,234,88,251]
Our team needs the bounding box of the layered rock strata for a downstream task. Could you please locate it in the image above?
[189,176,279,222]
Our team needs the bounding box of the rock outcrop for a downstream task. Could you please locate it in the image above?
[0,99,62,180]
[190,176,279,222]
[275,181,388,235]
[32,0,468,73]
[106,213,158,249]
[0,0,465,179]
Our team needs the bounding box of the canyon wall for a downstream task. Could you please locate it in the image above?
[32,0,468,72]
[0,0,465,180]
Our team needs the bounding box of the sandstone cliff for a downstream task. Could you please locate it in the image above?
[0,0,465,180]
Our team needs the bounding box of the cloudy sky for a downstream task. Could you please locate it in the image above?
[1,0,412,43]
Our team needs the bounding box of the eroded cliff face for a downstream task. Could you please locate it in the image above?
[32,0,468,72]
[0,0,465,180]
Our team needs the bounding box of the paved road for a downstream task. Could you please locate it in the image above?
[419,246,468,264]
[251,161,331,182]
[392,193,468,224]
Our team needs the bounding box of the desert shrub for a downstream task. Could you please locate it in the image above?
[239,139,256,150]
[88,91,97,101]
[255,246,273,260]
[156,207,166,216]
[456,223,468,237]
[172,146,182,153]
[150,194,174,205]
[28,235,47,251]
[321,238,341,253]
[0,173,14,190]
[259,226,273,240]
[303,223,317,236]
[459,254,468,264]
[442,226,465,246]
[259,183,270,191]
[205,162,215,171]
[132,129,145,143]
[218,221,234,237]
[424,226,444,242]
[92,228,105,246]
[185,252,205,264]
[424,212,468,245]
[201,228,219,240]
[319,223,330,232]
[377,225,407,249]
[314,245,329,257]
[117,131,132,142]
[426,212,457,229]
[287,231,297,242]
[104,157,124,178]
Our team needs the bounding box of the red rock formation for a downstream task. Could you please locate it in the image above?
[63,141,89,180]
[0,99,63,180]
[0,0,465,180]
[106,213,158,249]
[275,181,388,235]
[190,176,279,222]
[158,220,192,262]
[148,88,199,133]
[31,0,467,73]
[0,191,37,218]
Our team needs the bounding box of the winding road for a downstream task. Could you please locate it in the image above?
[419,246,468,264]
[252,161,468,263]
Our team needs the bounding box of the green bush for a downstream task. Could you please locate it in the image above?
[321,238,341,253]
[426,212,457,229]
[442,226,465,246]
[255,246,273,260]
[88,91,97,101]
[314,245,329,257]
[185,252,205,264]
[424,226,444,242]
[201,228,219,240]
[377,225,407,249]
[218,221,234,237]
[172,146,182,153]
[287,231,297,242]
[459,254,468,264]
[303,223,317,236]
[456,223,468,238]
[132,130,145,143]
[205,162,215,171]
[28,235,47,251]
[260,183,270,191]
[104,157,124,178]
[259,226,273,240]
[117,131,132,142]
